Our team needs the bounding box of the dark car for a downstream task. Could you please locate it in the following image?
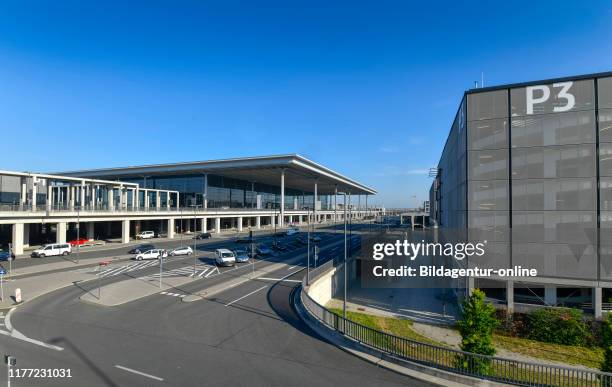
[128,244,155,254]
[296,236,308,245]
[272,242,287,251]
[310,236,322,243]
[0,251,15,261]
[193,232,212,240]
[256,244,272,255]
[236,237,253,244]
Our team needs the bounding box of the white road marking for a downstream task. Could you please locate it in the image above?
[225,285,268,307]
[115,365,164,381]
[257,278,301,283]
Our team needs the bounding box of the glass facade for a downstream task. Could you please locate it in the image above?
[122,173,330,210]
[433,74,612,281]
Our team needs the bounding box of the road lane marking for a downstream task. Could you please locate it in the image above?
[114,365,164,381]
[257,278,301,283]
[225,285,268,307]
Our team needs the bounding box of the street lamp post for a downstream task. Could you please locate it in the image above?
[343,193,348,321]
[75,206,80,264]
[307,209,311,285]
[190,204,202,276]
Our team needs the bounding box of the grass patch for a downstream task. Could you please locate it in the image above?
[327,307,447,347]
[493,334,604,370]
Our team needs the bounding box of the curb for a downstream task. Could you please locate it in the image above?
[292,286,507,387]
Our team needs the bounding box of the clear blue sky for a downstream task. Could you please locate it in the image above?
[1,1,611,208]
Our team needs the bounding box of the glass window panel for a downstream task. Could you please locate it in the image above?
[511,144,595,179]
[511,110,595,147]
[468,149,508,180]
[511,79,595,116]
[467,90,508,121]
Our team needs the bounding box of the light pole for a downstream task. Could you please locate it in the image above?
[75,206,80,264]
[343,193,348,321]
[307,208,311,285]
[190,204,202,276]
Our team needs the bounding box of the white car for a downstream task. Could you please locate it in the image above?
[135,249,167,261]
[286,228,299,236]
[135,231,155,240]
[31,243,71,258]
[169,246,193,256]
[214,248,236,267]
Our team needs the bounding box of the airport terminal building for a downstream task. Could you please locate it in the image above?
[430,72,612,317]
[0,155,380,255]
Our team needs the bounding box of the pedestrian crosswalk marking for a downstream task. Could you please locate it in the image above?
[160,291,185,298]
[141,265,216,280]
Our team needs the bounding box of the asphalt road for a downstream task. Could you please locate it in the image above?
[0,224,432,386]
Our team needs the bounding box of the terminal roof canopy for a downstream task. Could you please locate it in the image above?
[59,154,376,195]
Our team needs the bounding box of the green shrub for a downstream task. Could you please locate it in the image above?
[456,289,499,375]
[527,308,591,346]
[601,314,612,372]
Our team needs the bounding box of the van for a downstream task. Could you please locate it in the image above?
[135,231,155,240]
[31,243,71,258]
[215,248,236,267]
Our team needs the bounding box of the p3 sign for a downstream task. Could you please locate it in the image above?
[525,81,575,115]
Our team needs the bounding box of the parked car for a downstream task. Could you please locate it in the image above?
[233,249,250,263]
[168,246,193,256]
[214,248,236,266]
[286,228,299,236]
[128,244,155,254]
[236,236,253,244]
[272,242,287,251]
[296,236,308,245]
[0,251,15,261]
[135,249,167,261]
[310,236,322,243]
[31,243,71,258]
[68,238,89,246]
[193,232,212,240]
[256,244,272,255]
[135,231,155,240]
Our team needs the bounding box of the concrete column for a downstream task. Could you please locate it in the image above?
[47,184,53,210]
[237,217,243,232]
[313,180,318,223]
[271,214,276,228]
[132,188,137,209]
[144,190,150,208]
[20,178,27,206]
[69,186,75,209]
[168,219,175,239]
[215,217,221,234]
[201,217,208,233]
[108,188,114,210]
[90,184,95,208]
[80,182,86,208]
[56,222,67,244]
[11,223,24,256]
[544,287,557,306]
[334,185,338,222]
[31,177,38,208]
[121,220,130,244]
[280,169,285,228]
[288,215,293,225]
[156,191,160,209]
[166,192,170,209]
[176,192,180,209]
[506,280,514,315]
[87,222,95,241]
[594,287,603,319]
[23,224,30,247]
[204,174,208,209]
[256,216,261,229]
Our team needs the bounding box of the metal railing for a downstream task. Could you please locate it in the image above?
[301,265,612,386]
